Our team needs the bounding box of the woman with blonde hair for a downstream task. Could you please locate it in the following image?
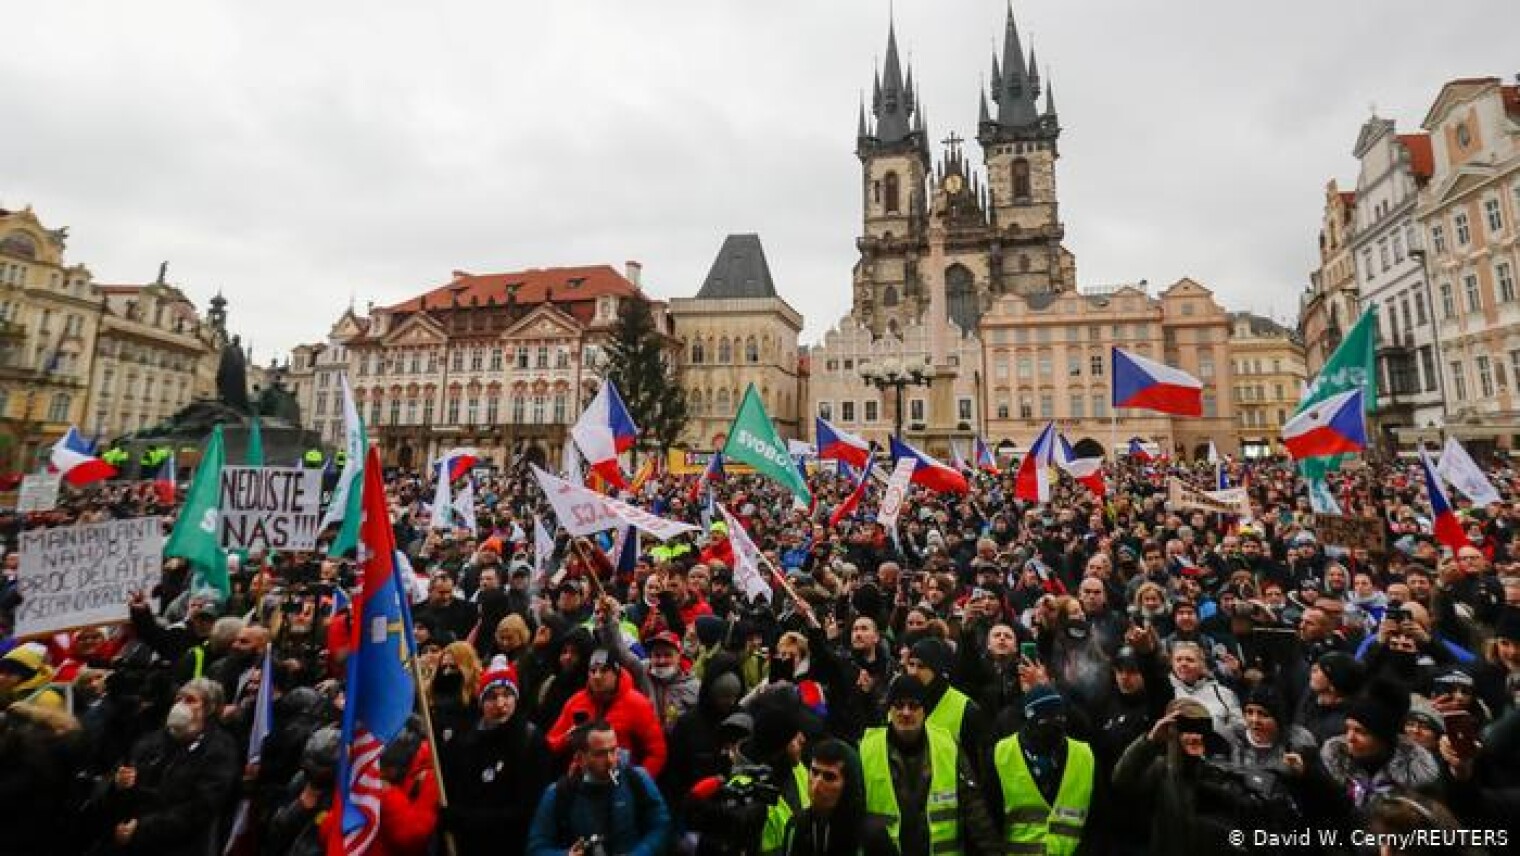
[427,641,483,748]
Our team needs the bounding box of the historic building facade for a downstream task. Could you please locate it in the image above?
[809,6,1072,455]
[1299,182,1362,380]
[311,263,672,470]
[1414,77,1520,454]
[86,268,219,439]
[0,205,101,472]
[669,234,804,447]
[1349,118,1444,448]
[1227,312,1307,458]
[980,280,1237,460]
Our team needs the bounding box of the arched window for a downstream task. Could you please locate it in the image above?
[745,336,759,364]
[946,264,980,332]
[690,390,703,415]
[1011,159,1031,200]
[884,171,900,213]
[716,388,731,413]
[690,340,705,364]
[883,285,899,307]
[718,337,732,363]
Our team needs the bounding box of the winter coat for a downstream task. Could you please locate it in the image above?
[1222,722,1317,769]
[647,668,701,733]
[1317,735,1440,808]
[1168,675,1243,734]
[1111,735,1242,856]
[660,658,743,800]
[442,716,552,856]
[0,703,87,856]
[547,666,669,777]
[96,725,239,856]
[372,741,441,856]
[525,761,671,856]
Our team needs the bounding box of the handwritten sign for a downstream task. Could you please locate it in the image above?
[877,459,918,529]
[1310,514,1388,553]
[18,473,61,512]
[218,466,323,551]
[15,517,163,636]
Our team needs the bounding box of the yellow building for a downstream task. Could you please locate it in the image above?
[0,206,101,472]
[980,279,1237,460]
[88,267,218,438]
[1226,312,1307,458]
[1417,76,1520,454]
[669,234,804,446]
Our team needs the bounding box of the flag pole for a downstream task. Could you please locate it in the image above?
[391,556,459,856]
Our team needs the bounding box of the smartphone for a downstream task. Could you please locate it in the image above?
[1019,641,1039,663]
[1445,710,1479,756]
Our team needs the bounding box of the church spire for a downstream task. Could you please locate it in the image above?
[992,1,1039,128]
[1027,42,1041,101]
[1044,69,1057,117]
[857,94,869,140]
[873,17,915,143]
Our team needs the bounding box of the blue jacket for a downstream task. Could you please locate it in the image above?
[526,762,671,856]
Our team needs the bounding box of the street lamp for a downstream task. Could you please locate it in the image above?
[859,357,935,438]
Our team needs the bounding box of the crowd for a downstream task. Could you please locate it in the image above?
[0,452,1517,856]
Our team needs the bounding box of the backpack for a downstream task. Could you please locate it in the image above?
[552,763,656,845]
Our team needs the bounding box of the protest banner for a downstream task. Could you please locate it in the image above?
[531,465,700,540]
[18,473,61,512]
[877,458,918,529]
[217,465,324,551]
[1168,477,1251,517]
[1310,513,1388,553]
[15,517,163,636]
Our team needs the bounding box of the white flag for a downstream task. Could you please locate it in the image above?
[452,478,477,535]
[719,504,771,603]
[1206,440,1220,464]
[530,465,699,541]
[533,516,555,579]
[1438,437,1501,506]
[429,470,454,532]
[320,375,366,555]
[561,441,582,482]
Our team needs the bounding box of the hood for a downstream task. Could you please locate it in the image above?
[697,652,744,716]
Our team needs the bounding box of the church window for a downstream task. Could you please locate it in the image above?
[745,336,759,363]
[691,340,705,364]
[945,264,979,331]
[883,286,899,307]
[1012,159,1031,200]
[717,388,732,413]
[718,338,732,363]
[884,171,901,214]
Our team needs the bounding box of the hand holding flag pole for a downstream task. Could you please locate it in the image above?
[755,552,820,630]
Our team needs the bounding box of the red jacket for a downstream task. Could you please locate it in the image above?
[373,741,440,856]
[547,666,668,777]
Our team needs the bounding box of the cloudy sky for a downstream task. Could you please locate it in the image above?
[4,1,1514,363]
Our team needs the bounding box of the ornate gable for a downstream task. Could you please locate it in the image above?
[502,302,583,341]
[381,312,447,347]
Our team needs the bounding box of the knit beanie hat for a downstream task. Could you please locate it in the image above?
[1494,607,1520,643]
[1022,685,1066,722]
[1242,685,1285,724]
[909,638,954,679]
[886,674,929,708]
[1405,695,1444,734]
[751,704,803,758]
[1347,680,1410,748]
[478,655,518,702]
[1316,651,1366,696]
[0,643,47,680]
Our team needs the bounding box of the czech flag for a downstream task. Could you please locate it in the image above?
[1282,388,1367,460]
[973,435,1000,475]
[816,417,871,470]
[828,442,876,527]
[949,440,971,472]
[49,426,116,486]
[889,436,968,495]
[435,447,480,483]
[687,451,726,502]
[1127,438,1154,463]
[1015,422,1058,502]
[1112,347,1203,417]
[571,380,638,489]
[1055,434,1106,498]
[1420,448,1470,552]
[153,451,177,504]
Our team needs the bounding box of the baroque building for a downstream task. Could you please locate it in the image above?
[0,205,100,472]
[669,234,804,447]
[1227,312,1307,459]
[810,6,1072,454]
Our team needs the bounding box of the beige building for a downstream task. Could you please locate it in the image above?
[0,205,101,472]
[1227,312,1308,458]
[1299,181,1361,380]
[980,280,1237,460]
[326,262,672,470]
[669,234,804,447]
[1417,76,1520,454]
[87,267,218,438]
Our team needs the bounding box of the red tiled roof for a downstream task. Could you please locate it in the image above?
[1397,133,1434,179]
[1337,191,1357,207]
[385,265,641,313]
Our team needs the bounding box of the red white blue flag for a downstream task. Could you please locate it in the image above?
[571,380,638,489]
[1015,422,1058,502]
[816,417,872,469]
[889,436,968,495]
[973,435,1000,475]
[1420,447,1470,553]
[1282,388,1367,460]
[829,442,877,527]
[49,426,116,485]
[1112,347,1203,417]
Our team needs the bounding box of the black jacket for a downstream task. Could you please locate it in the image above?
[442,716,552,856]
[95,726,239,856]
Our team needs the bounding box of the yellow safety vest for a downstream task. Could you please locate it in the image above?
[860,725,962,855]
[994,734,1095,856]
[759,761,810,856]
[928,686,971,745]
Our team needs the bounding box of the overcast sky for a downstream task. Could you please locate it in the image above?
[4,1,1515,364]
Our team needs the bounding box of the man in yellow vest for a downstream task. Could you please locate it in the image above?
[908,638,990,770]
[741,697,811,856]
[859,677,999,856]
[991,685,1095,856]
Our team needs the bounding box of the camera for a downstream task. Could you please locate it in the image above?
[1385,601,1409,622]
[577,835,608,856]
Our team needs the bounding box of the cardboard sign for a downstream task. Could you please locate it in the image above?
[217,466,324,551]
[18,473,61,512]
[15,517,163,636]
[877,459,918,529]
[1310,514,1388,553]
[1168,477,1251,517]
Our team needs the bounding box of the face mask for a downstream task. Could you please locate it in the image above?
[166,701,197,740]
[770,658,795,683]
[650,664,678,680]
[434,669,463,694]
[1066,622,1090,641]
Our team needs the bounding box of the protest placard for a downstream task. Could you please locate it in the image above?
[15,517,163,636]
[877,459,918,529]
[217,466,324,551]
[18,473,61,512]
[1310,513,1388,553]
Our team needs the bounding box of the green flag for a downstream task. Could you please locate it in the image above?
[722,383,811,505]
[1296,311,1377,508]
[322,375,367,556]
[166,425,229,597]
[246,417,264,466]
